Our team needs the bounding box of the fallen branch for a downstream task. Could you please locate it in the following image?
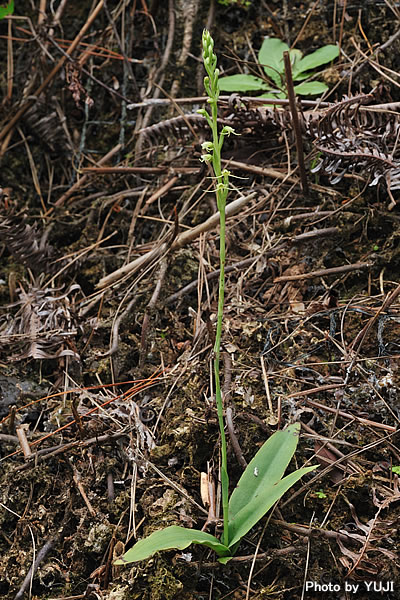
[305,398,397,433]
[53,143,122,208]
[96,191,257,289]
[79,166,200,175]
[14,538,56,600]
[273,262,371,283]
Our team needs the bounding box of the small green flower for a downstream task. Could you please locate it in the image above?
[216,181,228,194]
[201,141,214,152]
[221,126,237,137]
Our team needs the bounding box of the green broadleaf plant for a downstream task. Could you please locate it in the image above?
[115,30,316,568]
[219,37,339,98]
[0,0,14,20]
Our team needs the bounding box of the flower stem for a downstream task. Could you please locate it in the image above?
[200,29,232,547]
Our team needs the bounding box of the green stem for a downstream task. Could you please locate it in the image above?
[201,29,231,548]
[214,195,229,547]
[210,100,230,548]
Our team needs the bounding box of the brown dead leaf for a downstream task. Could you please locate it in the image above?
[263,260,307,311]
[314,441,346,484]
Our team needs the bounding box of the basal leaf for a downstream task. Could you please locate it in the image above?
[258,38,290,87]
[293,81,328,96]
[218,556,233,564]
[0,0,14,19]
[218,74,269,92]
[229,423,302,519]
[227,423,317,546]
[292,44,339,79]
[228,465,316,547]
[114,526,230,564]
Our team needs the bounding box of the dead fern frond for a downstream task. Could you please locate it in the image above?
[0,210,56,276]
[306,93,400,188]
[139,113,209,147]
[0,282,81,361]
[22,95,72,156]
[139,101,279,148]
[137,92,400,194]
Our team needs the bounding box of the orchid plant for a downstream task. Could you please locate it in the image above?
[115,30,316,567]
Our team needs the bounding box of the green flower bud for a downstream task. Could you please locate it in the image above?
[202,29,213,53]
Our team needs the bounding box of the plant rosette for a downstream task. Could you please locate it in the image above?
[219,37,339,98]
[115,423,316,565]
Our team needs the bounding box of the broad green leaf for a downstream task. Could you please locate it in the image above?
[292,44,339,79]
[218,74,269,92]
[258,38,290,87]
[228,423,317,546]
[228,465,316,547]
[0,0,14,19]
[218,556,233,564]
[114,526,230,564]
[293,81,328,96]
[229,423,302,518]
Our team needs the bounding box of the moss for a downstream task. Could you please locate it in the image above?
[84,522,114,555]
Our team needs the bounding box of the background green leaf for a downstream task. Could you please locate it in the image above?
[289,48,303,68]
[258,38,290,87]
[0,0,14,19]
[259,91,287,100]
[292,44,339,79]
[218,74,269,92]
[293,81,328,95]
[291,70,316,81]
[114,526,230,564]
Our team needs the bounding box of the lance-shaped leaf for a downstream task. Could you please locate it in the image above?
[114,526,230,564]
[228,423,317,547]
